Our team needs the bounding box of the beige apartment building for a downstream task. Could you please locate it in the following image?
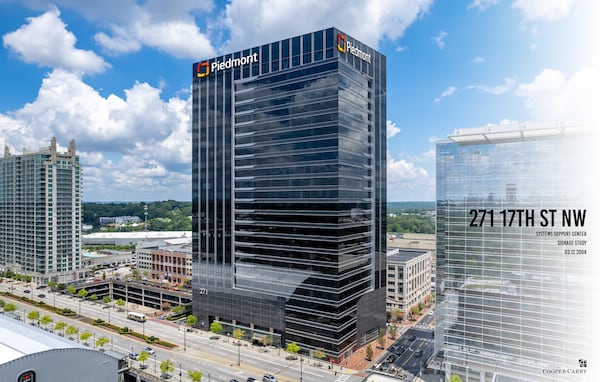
[386,248,432,317]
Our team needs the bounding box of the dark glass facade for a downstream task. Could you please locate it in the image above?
[435,125,598,382]
[192,28,386,360]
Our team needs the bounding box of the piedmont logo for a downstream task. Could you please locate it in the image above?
[196,61,210,78]
[196,52,258,78]
[336,33,371,63]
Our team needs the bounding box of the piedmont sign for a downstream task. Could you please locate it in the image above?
[337,33,371,63]
[196,52,259,78]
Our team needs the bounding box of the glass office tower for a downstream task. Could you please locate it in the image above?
[435,124,598,382]
[192,28,386,360]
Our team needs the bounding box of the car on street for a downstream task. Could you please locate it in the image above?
[263,374,277,382]
[129,352,140,360]
[37,294,45,298]
[414,349,423,357]
[23,290,31,293]
[230,379,240,382]
[407,334,416,341]
[386,354,396,363]
[143,347,155,355]
[36,285,47,289]
[247,378,256,382]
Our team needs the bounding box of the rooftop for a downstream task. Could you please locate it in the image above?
[0,314,84,365]
[387,248,431,263]
[83,231,191,240]
[448,122,593,145]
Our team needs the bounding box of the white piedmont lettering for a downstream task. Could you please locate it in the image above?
[211,52,259,73]
[346,41,371,63]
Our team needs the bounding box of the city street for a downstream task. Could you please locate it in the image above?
[1,280,364,382]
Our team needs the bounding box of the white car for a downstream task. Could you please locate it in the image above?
[143,347,155,355]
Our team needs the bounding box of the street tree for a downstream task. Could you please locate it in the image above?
[89,294,98,303]
[40,315,53,330]
[47,280,57,291]
[365,344,374,361]
[102,295,112,304]
[286,342,301,354]
[450,375,463,382]
[4,303,17,314]
[115,298,126,310]
[377,328,386,348]
[173,305,186,314]
[77,288,88,299]
[186,314,198,328]
[80,331,92,345]
[389,324,398,340]
[27,310,40,324]
[209,321,223,334]
[160,359,175,377]
[0,299,4,308]
[66,285,76,295]
[188,370,203,382]
[313,348,326,360]
[96,336,110,349]
[232,328,245,341]
[138,351,150,369]
[65,324,79,340]
[54,321,67,336]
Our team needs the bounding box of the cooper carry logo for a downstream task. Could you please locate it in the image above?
[196,52,258,78]
[336,33,371,63]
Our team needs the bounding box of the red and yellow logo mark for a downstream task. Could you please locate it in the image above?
[337,33,347,53]
[196,61,210,78]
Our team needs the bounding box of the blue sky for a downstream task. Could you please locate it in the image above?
[0,0,597,202]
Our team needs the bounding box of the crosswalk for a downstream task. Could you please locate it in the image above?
[334,374,350,382]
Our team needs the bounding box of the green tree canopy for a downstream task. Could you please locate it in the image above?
[365,344,374,361]
[102,295,112,304]
[40,315,53,328]
[27,310,40,323]
[96,336,110,349]
[3,303,17,313]
[66,285,76,295]
[209,321,222,334]
[232,328,245,341]
[80,331,92,343]
[54,321,67,333]
[65,324,79,339]
[286,342,301,353]
[188,370,203,382]
[186,314,198,328]
[160,359,175,375]
[77,288,88,299]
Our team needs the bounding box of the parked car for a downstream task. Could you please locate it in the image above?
[247,378,256,382]
[37,294,46,298]
[23,290,31,293]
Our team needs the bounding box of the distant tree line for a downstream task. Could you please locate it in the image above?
[387,213,434,234]
[83,200,191,231]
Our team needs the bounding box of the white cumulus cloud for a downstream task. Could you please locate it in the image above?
[514,66,600,123]
[467,0,500,11]
[467,77,517,95]
[2,7,109,74]
[220,0,433,51]
[1,69,193,201]
[387,120,401,139]
[512,0,575,22]
[387,153,433,201]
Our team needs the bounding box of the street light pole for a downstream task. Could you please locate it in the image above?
[300,356,303,382]
[237,340,241,366]
[184,327,187,351]
[154,353,157,375]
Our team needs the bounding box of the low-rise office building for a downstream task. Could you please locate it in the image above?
[136,238,192,287]
[386,248,432,318]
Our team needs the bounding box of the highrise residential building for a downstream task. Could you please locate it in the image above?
[0,138,82,284]
[192,27,386,360]
[435,124,598,382]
